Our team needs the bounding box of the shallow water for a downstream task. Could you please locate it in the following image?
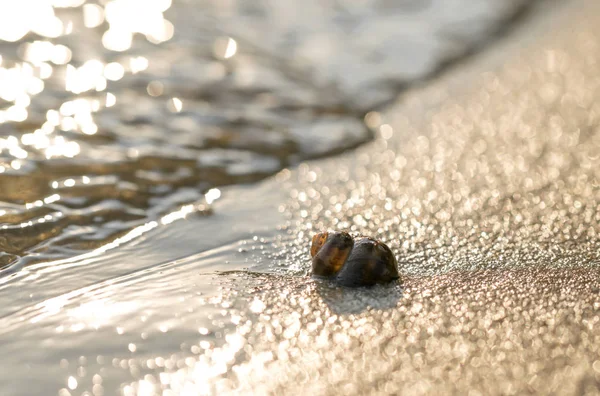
[5,0,600,395]
[0,0,535,269]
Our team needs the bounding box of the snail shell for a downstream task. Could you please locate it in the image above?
[310,231,400,287]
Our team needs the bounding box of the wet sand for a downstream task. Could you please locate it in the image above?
[3,0,600,395]
[214,1,600,394]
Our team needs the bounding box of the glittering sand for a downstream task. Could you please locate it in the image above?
[4,0,600,395]
[197,2,600,394]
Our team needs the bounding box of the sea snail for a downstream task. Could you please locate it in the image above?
[310,231,400,287]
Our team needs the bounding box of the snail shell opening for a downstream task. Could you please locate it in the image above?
[311,231,354,277]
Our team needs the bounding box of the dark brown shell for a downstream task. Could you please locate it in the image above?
[310,231,400,287]
[336,237,399,287]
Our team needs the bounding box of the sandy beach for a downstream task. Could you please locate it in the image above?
[164,1,600,393]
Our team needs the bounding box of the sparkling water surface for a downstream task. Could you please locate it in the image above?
[0,0,535,269]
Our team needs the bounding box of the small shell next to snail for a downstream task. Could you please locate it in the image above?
[310,231,400,287]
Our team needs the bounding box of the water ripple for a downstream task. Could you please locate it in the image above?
[0,0,537,269]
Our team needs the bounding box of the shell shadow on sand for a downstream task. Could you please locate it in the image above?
[217,269,403,315]
[313,280,404,315]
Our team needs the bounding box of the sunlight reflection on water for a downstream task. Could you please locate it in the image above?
[0,0,170,163]
[0,0,534,270]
